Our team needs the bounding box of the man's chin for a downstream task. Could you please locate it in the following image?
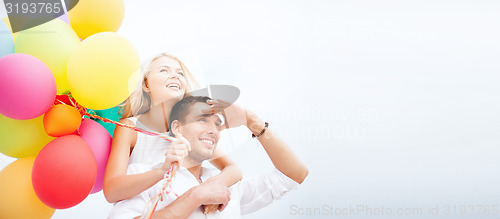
[202,151,217,162]
[204,152,215,161]
[193,150,214,162]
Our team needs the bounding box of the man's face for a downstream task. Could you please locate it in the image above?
[177,102,222,162]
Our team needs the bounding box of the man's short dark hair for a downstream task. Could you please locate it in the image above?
[169,96,211,133]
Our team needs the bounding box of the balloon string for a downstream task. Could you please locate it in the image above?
[80,105,181,217]
[56,94,180,217]
[141,162,179,219]
[81,111,174,142]
[54,94,174,142]
[54,99,66,105]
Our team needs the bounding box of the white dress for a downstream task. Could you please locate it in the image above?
[125,117,171,166]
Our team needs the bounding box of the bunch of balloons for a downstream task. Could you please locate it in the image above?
[0,0,139,218]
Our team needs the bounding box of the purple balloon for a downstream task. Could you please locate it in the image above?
[79,118,112,194]
[58,13,70,26]
[0,54,56,120]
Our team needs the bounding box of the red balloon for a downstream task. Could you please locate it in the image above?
[53,93,78,106]
[53,94,73,106]
[32,135,97,209]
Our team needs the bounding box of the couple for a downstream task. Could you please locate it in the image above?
[108,95,308,218]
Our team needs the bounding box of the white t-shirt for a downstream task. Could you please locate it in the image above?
[108,164,299,219]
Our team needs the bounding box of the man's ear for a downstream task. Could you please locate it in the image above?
[142,78,150,93]
[171,120,182,137]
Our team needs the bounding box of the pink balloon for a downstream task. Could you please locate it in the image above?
[79,118,112,194]
[0,54,56,120]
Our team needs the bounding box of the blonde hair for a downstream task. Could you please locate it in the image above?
[120,53,199,119]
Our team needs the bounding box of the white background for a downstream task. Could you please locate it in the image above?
[1,0,500,218]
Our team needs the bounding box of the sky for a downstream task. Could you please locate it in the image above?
[1,0,500,218]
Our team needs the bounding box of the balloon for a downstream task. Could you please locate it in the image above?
[0,20,14,57]
[0,53,56,120]
[58,13,70,26]
[69,0,124,40]
[0,115,55,158]
[92,106,123,136]
[2,17,18,41]
[67,32,141,110]
[15,19,80,95]
[43,104,82,137]
[0,157,55,219]
[54,93,75,106]
[79,118,112,193]
[32,135,97,209]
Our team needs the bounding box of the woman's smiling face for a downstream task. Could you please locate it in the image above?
[145,56,187,105]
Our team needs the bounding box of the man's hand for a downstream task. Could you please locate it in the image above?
[194,180,231,212]
[204,99,248,130]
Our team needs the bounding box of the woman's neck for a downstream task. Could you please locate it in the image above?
[139,99,177,132]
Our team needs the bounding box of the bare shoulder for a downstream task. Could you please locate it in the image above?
[113,117,138,148]
[118,117,136,126]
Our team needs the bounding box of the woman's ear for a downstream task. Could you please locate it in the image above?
[170,120,182,137]
[142,78,150,93]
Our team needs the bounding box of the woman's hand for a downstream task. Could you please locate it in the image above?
[201,177,230,214]
[159,133,191,172]
[203,203,220,215]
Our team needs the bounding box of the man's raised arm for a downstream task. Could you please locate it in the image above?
[246,111,309,184]
[209,99,309,184]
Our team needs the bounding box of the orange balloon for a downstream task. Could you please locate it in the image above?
[43,104,82,137]
[0,157,55,219]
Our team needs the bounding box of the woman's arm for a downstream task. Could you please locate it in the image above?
[208,148,242,187]
[103,118,166,203]
[202,149,242,214]
[131,180,231,219]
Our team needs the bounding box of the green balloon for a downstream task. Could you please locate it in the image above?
[87,106,122,137]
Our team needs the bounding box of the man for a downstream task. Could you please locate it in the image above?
[109,96,308,218]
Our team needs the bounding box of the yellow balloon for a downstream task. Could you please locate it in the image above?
[2,17,18,41]
[0,115,55,158]
[67,32,140,110]
[0,157,55,219]
[15,19,80,95]
[69,0,125,40]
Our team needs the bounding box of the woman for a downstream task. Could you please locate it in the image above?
[103,53,241,214]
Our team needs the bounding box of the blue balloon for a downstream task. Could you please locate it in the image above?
[0,21,14,57]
